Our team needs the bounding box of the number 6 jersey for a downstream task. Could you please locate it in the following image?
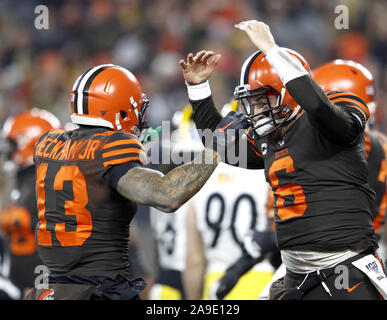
[246,90,377,252]
[33,126,146,279]
[190,82,378,254]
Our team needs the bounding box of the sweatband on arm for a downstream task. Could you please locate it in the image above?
[186,81,212,101]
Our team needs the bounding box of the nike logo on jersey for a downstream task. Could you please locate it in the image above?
[347,282,363,293]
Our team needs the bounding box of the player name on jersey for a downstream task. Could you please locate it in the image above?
[35,134,101,161]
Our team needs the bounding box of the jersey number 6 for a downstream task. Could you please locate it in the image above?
[269,155,307,220]
[36,163,92,247]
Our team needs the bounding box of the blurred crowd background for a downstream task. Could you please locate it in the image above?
[0,0,386,291]
[0,0,386,131]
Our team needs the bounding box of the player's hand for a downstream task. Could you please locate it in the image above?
[179,50,221,85]
[243,230,277,259]
[212,111,252,155]
[216,111,252,133]
[209,271,240,300]
[235,20,276,54]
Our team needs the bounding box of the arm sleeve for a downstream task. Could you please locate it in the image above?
[224,254,263,278]
[286,75,369,145]
[190,96,264,169]
[220,230,277,281]
[101,132,146,188]
[264,45,369,145]
[186,80,223,131]
[101,132,146,167]
[190,96,223,132]
[107,161,141,189]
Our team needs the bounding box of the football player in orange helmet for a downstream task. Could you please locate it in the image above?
[0,108,60,297]
[180,20,384,300]
[313,59,376,117]
[233,49,310,139]
[25,64,221,300]
[70,64,150,137]
[2,108,61,168]
[313,59,387,250]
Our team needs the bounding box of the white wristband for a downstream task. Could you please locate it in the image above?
[186,80,212,101]
[265,45,308,85]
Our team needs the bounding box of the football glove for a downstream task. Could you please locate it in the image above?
[243,230,277,259]
[209,270,241,300]
[212,111,252,156]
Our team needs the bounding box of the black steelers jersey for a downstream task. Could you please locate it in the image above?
[365,130,387,233]
[0,166,42,290]
[33,126,146,278]
[246,91,377,252]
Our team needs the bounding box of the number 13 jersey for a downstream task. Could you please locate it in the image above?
[33,126,146,278]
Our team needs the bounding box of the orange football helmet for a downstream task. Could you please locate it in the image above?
[234,49,310,137]
[70,64,149,135]
[2,108,61,167]
[313,59,376,114]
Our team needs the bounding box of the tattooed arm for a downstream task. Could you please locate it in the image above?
[116,148,219,213]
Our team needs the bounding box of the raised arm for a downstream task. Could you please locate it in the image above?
[236,20,369,145]
[179,51,263,169]
[116,148,219,213]
[179,50,223,132]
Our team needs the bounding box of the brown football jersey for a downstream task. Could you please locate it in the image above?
[33,126,145,278]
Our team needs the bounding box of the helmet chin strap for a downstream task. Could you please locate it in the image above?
[278,87,286,106]
[287,105,301,121]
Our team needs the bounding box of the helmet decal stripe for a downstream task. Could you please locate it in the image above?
[76,64,114,115]
[240,51,262,85]
[81,67,108,115]
[72,67,93,114]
